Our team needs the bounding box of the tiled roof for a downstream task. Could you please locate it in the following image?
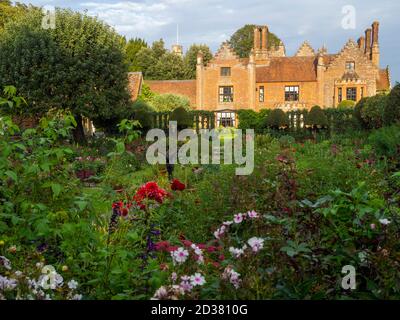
[256,56,317,82]
[377,69,390,91]
[128,72,143,101]
[145,80,197,107]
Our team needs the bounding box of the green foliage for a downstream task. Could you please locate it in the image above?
[137,83,155,102]
[265,109,289,129]
[368,125,400,158]
[0,8,131,133]
[337,100,356,109]
[152,52,189,80]
[228,24,282,58]
[356,94,388,129]
[124,37,147,72]
[305,105,328,128]
[149,93,191,112]
[169,106,192,130]
[131,100,154,131]
[383,83,400,126]
[0,0,30,31]
[184,44,213,79]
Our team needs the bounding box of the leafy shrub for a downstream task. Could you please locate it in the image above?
[337,100,356,109]
[149,94,191,112]
[237,110,259,130]
[368,125,400,158]
[265,109,288,129]
[169,107,192,130]
[354,97,369,129]
[131,100,154,131]
[278,135,295,148]
[361,94,387,129]
[305,105,328,128]
[383,83,400,126]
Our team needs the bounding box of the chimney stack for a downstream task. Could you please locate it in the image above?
[371,21,380,67]
[254,27,261,50]
[261,26,268,50]
[365,28,372,57]
[357,36,365,50]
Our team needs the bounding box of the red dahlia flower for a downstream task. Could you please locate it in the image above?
[171,179,186,191]
[133,182,169,208]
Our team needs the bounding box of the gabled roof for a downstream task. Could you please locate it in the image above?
[377,68,391,91]
[128,72,143,101]
[256,56,317,82]
[295,41,316,57]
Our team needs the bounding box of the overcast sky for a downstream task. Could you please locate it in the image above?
[19,0,400,83]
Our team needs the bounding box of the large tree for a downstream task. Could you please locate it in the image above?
[0,0,29,31]
[229,24,282,58]
[0,8,131,143]
[124,37,147,72]
[184,44,213,79]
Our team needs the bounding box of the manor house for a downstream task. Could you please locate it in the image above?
[129,21,390,127]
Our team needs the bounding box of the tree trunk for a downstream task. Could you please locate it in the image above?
[73,114,87,145]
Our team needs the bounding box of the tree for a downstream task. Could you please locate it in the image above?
[136,46,158,79]
[337,100,356,109]
[124,37,147,72]
[0,8,131,143]
[149,94,190,112]
[169,106,192,130]
[184,44,213,79]
[0,1,29,32]
[131,100,154,131]
[361,94,387,129]
[265,109,289,130]
[305,106,328,128]
[153,52,189,80]
[229,24,282,58]
[383,83,400,126]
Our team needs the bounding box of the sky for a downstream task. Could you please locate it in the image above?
[18,0,400,83]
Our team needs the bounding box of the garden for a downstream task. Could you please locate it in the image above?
[1,82,400,300]
[1,5,400,301]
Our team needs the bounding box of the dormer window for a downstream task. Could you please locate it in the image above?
[220,67,231,77]
[346,61,355,71]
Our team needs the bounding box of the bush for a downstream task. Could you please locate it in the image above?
[305,106,328,128]
[169,106,192,130]
[265,109,288,129]
[383,83,400,126]
[149,93,191,112]
[237,110,259,130]
[368,125,400,158]
[362,94,387,129]
[354,97,369,129]
[337,100,356,109]
[131,100,154,131]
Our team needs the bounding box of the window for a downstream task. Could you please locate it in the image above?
[285,86,299,101]
[220,67,231,77]
[259,86,265,102]
[216,111,236,127]
[345,61,355,71]
[219,86,233,103]
[361,87,364,98]
[338,88,343,103]
[346,87,357,101]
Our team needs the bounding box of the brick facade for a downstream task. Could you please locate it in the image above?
[130,21,391,116]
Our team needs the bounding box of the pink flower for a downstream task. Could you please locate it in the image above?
[247,210,259,219]
[370,223,376,230]
[190,273,206,286]
[233,214,243,224]
[247,237,264,253]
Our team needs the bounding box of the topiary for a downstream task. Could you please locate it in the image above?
[337,100,356,109]
[169,107,192,130]
[383,83,400,126]
[305,105,328,128]
[265,109,289,130]
[131,100,154,131]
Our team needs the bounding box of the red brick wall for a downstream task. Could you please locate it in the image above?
[146,80,197,107]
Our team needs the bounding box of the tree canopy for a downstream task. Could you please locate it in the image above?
[124,37,147,72]
[229,24,282,58]
[184,44,213,79]
[0,8,131,142]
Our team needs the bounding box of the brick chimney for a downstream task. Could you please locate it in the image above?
[371,21,380,67]
[254,27,261,50]
[365,28,372,58]
[357,36,365,51]
[261,26,268,50]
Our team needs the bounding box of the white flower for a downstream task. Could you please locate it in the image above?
[171,247,189,265]
[191,244,203,256]
[71,294,82,300]
[223,221,233,226]
[14,271,22,277]
[190,273,206,286]
[67,280,78,290]
[247,237,264,253]
[36,262,44,269]
[171,272,177,282]
[39,265,63,290]
[0,256,12,270]
[152,286,168,300]
[379,219,391,225]
[234,213,243,224]
[229,247,245,259]
[214,225,227,239]
[247,210,259,219]
[222,267,241,289]
[0,275,17,290]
